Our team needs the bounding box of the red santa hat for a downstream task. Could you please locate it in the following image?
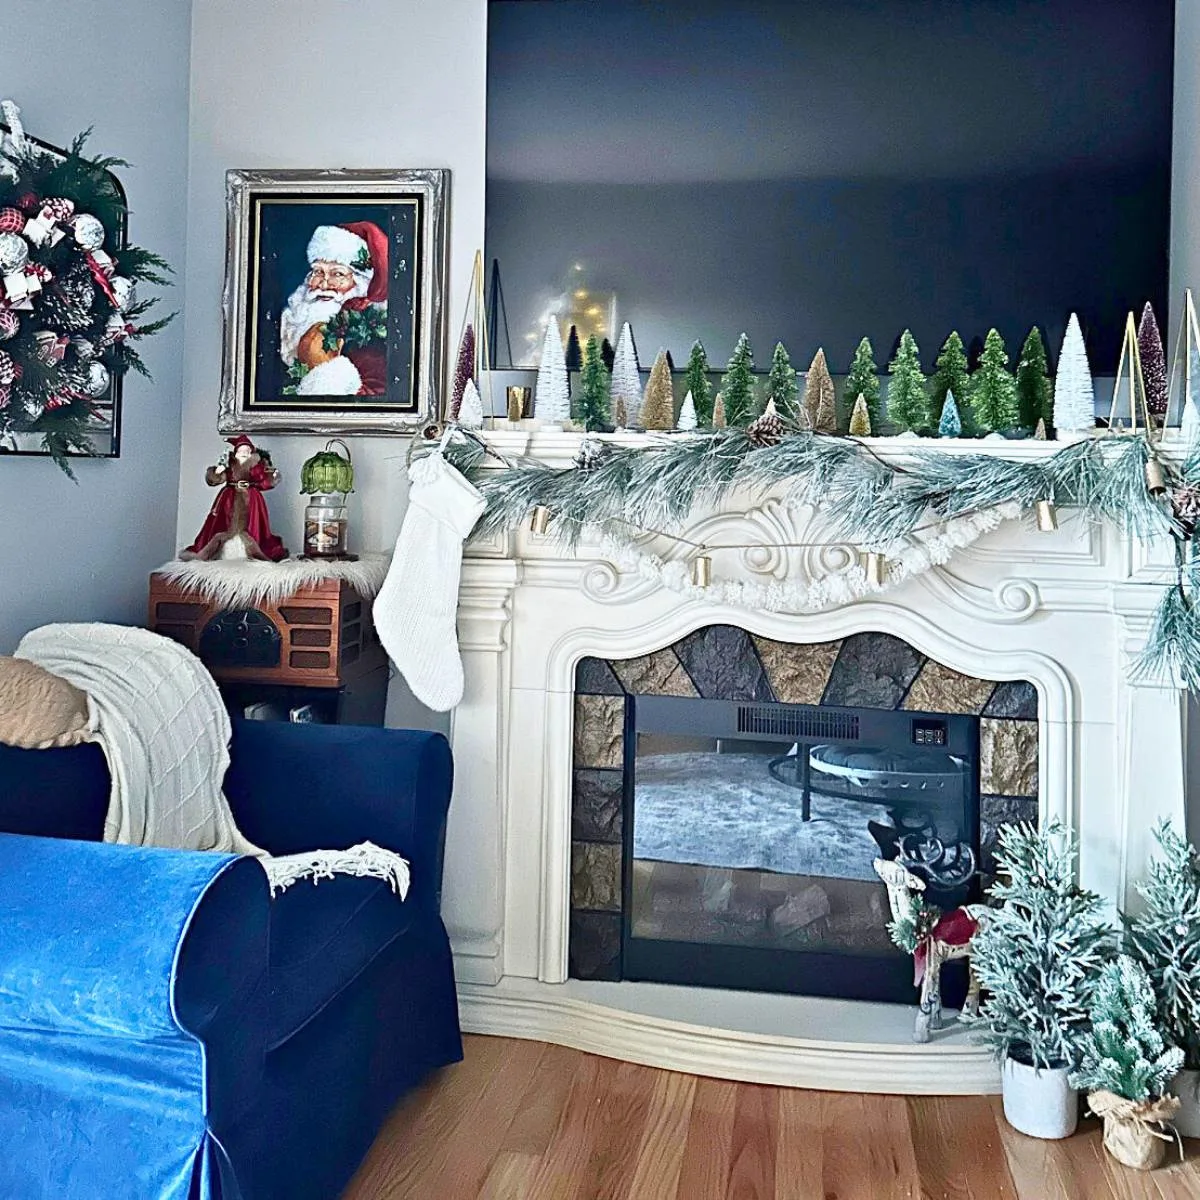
[306,222,388,305]
[227,435,255,450]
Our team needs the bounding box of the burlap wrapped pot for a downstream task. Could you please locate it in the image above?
[1087,1090,1181,1170]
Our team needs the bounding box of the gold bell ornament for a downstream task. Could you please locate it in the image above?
[529,505,551,536]
[690,553,713,588]
[863,550,887,588]
[1145,456,1167,496]
[1035,499,1059,532]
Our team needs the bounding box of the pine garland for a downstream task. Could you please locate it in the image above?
[439,426,1200,691]
[0,109,173,471]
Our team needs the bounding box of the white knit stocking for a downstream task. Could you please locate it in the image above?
[373,451,485,712]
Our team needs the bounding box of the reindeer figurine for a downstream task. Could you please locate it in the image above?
[874,856,987,1044]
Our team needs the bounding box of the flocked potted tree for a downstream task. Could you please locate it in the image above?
[1070,956,1182,1169]
[1126,821,1200,1137]
[970,821,1112,1139]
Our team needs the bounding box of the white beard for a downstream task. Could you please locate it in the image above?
[279,275,369,364]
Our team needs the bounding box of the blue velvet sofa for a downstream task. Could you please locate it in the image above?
[0,720,463,1200]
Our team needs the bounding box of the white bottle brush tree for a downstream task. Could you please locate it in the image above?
[1053,313,1096,434]
[970,820,1112,1069]
[535,315,570,426]
[610,321,642,426]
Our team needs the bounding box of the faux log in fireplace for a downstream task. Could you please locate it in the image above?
[568,626,1039,1005]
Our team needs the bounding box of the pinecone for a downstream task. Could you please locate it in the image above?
[574,436,609,472]
[746,397,784,447]
[40,268,96,332]
[1171,483,1200,538]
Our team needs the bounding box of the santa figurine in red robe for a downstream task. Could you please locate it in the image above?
[183,436,288,561]
[279,221,388,396]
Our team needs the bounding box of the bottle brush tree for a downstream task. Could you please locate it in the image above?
[967,328,1019,433]
[1053,313,1096,434]
[885,329,930,433]
[1015,326,1052,432]
[683,339,713,425]
[676,390,698,431]
[938,390,962,438]
[930,332,969,428]
[848,394,872,436]
[577,334,611,432]
[641,349,676,430]
[764,341,799,421]
[1070,955,1184,1101]
[721,333,756,426]
[1138,302,1169,422]
[1126,821,1200,1069]
[610,321,642,426]
[843,337,880,431]
[712,392,727,428]
[534,315,570,426]
[801,348,837,432]
[970,820,1112,1069]
[564,324,583,373]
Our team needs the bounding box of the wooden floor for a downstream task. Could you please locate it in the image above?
[343,1035,1200,1199]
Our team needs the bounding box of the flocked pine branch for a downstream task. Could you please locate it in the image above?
[1070,954,1184,1100]
[970,820,1113,1069]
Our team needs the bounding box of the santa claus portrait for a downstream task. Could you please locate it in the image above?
[221,170,447,435]
[279,220,389,397]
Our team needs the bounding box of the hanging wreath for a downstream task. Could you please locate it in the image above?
[0,100,173,472]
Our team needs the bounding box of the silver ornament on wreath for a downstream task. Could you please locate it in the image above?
[0,231,29,273]
[83,360,111,398]
[110,276,136,310]
[71,213,105,252]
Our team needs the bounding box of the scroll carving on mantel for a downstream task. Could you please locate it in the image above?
[547,492,1037,624]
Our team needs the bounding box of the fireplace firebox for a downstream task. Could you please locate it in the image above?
[568,627,1040,1004]
[622,695,980,1004]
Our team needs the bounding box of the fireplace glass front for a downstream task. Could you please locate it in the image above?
[623,695,980,1004]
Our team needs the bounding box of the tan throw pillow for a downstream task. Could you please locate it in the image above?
[0,657,91,749]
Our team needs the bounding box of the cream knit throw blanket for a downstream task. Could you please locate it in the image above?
[15,624,409,899]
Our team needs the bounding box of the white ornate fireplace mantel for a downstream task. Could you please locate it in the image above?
[441,430,1191,1094]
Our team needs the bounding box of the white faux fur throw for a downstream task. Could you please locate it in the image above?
[15,624,409,900]
[156,553,391,609]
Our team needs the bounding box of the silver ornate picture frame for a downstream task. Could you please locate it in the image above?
[219,168,449,436]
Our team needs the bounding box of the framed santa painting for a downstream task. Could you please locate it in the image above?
[218,168,449,435]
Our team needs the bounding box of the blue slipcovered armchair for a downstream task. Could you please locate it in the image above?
[0,720,463,1200]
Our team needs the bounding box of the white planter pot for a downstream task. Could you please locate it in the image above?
[1001,1056,1079,1140]
[1172,1069,1200,1139]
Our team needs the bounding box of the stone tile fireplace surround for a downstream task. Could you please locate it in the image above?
[569,628,1039,985]
[443,430,1190,1094]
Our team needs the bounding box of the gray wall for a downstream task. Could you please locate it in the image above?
[179,0,487,731]
[0,0,191,652]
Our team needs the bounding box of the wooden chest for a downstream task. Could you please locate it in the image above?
[147,573,387,690]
